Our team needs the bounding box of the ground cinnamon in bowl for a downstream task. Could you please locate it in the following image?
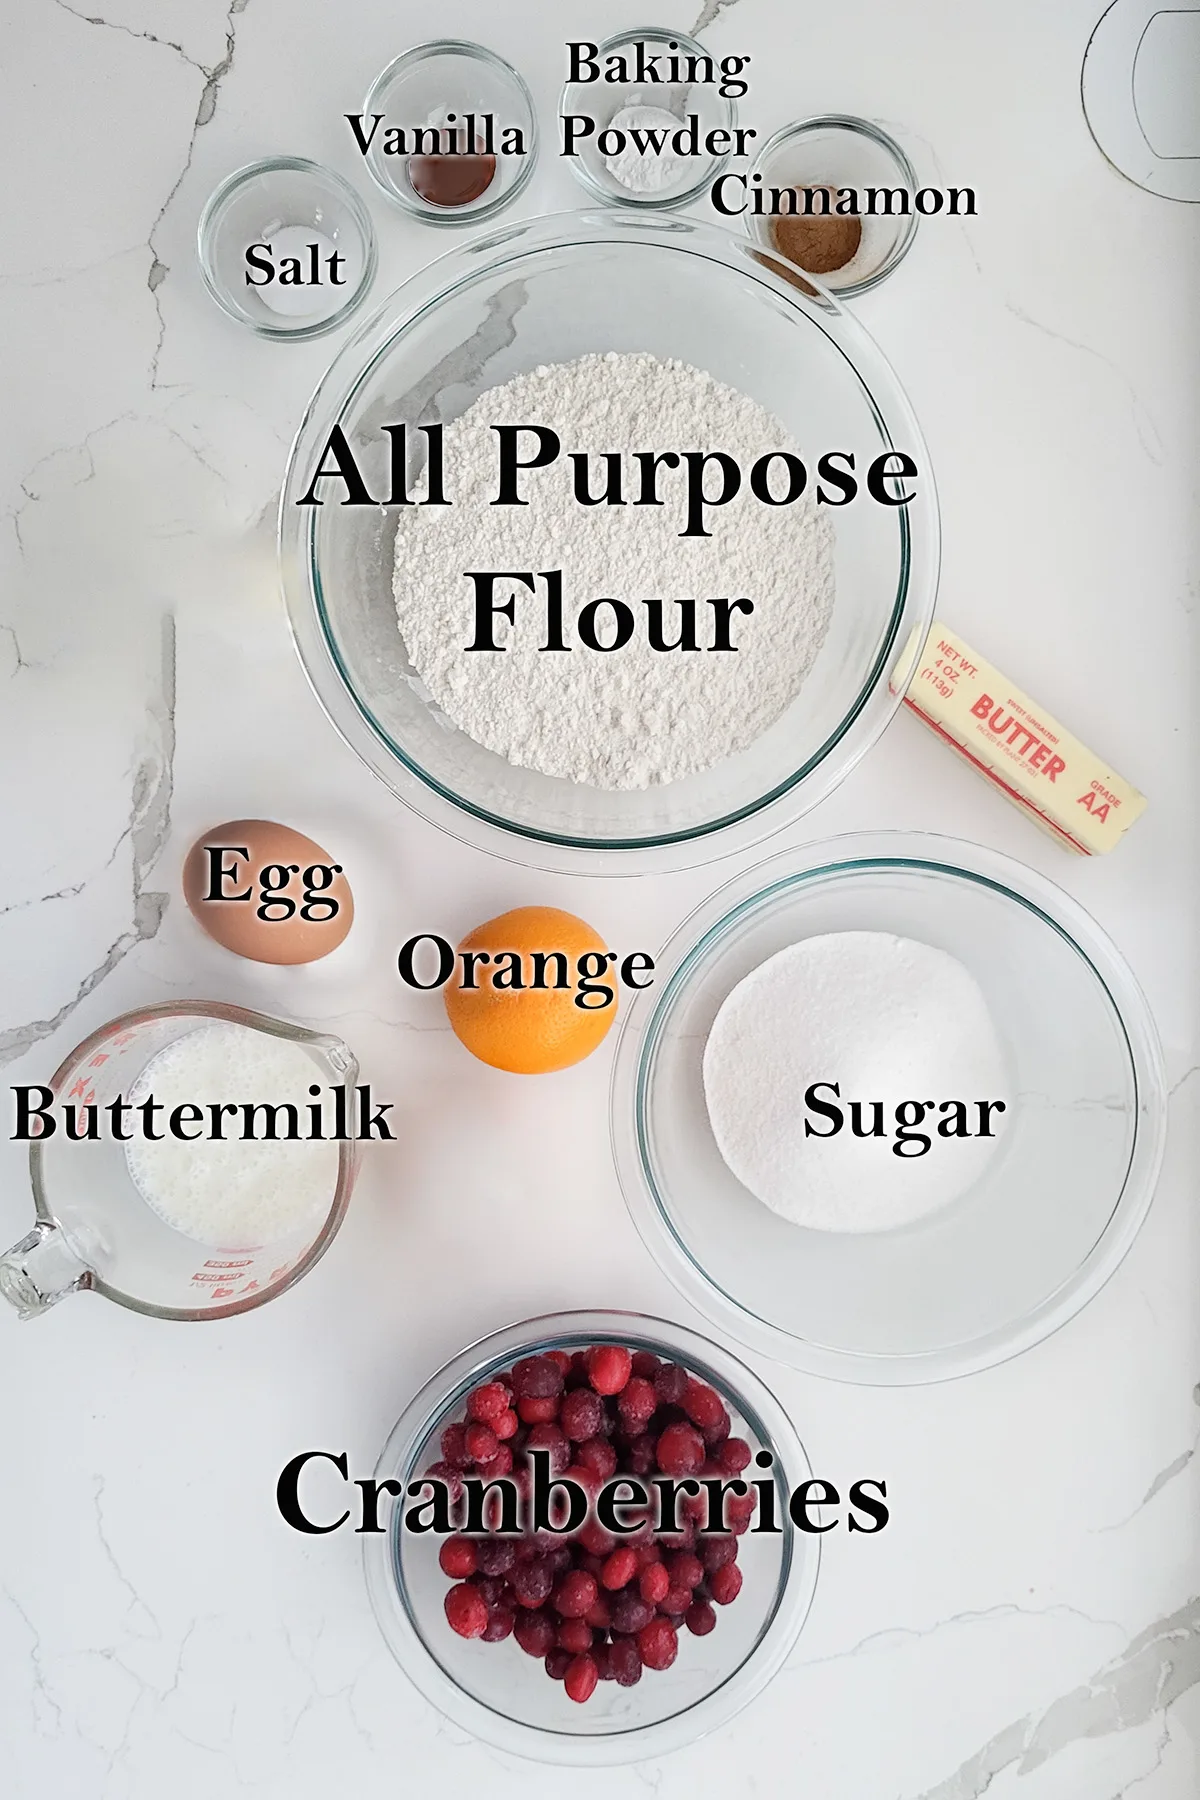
[771,186,862,276]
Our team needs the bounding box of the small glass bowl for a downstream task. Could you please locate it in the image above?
[610,834,1167,1384]
[561,26,737,209]
[197,157,377,340]
[361,41,537,225]
[744,117,919,297]
[364,1309,818,1764]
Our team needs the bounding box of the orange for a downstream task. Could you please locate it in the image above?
[444,906,618,1074]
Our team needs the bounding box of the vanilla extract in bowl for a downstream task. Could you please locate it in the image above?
[407,116,496,207]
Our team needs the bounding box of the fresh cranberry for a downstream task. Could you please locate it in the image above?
[493,1409,519,1441]
[439,1422,470,1468]
[631,1349,662,1380]
[586,1345,632,1396]
[665,1551,704,1592]
[559,1387,604,1441]
[600,1547,639,1590]
[653,1362,688,1406]
[483,1605,515,1642]
[617,1377,657,1433]
[564,1653,599,1704]
[700,1535,738,1572]
[556,1617,594,1654]
[717,1437,752,1475]
[438,1536,477,1579]
[423,1461,464,1504]
[517,1394,560,1425]
[686,1600,716,1637]
[464,1421,499,1463]
[513,1609,556,1657]
[444,1583,488,1639]
[585,1593,613,1630]
[608,1635,643,1686]
[467,1381,509,1425]
[575,1436,618,1481]
[524,1422,571,1474]
[545,1647,572,1681]
[510,1558,553,1609]
[512,1355,563,1400]
[553,1570,598,1618]
[638,1562,670,1606]
[610,1592,653,1635]
[710,1562,743,1605]
[637,1616,679,1671]
[656,1422,705,1476]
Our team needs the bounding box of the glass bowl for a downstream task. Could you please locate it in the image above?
[360,41,537,225]
[279,211,939,874]
[744,117,919,297]
[197,157,377,340]
[610,834,1167,1383]
[560,26,737,210]
[364,1309,818,1764]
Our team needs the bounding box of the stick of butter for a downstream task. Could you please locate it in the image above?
[891,622,1147,854]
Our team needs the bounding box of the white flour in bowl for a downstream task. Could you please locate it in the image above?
[392,352,836,790]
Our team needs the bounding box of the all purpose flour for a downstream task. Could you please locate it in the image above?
[392,352,836,790]
[702,933,1012,1233]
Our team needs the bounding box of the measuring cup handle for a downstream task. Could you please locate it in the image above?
[0,1221,93,1319]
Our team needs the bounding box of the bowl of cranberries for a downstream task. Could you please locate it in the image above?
[364,1310,818,1763]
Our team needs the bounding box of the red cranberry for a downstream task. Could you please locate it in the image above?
[524,1422,571,1474]
[483,1605,515,1642]
[658,1518,697,1552]
[553,1570,598,1618]
[564,1462,601,1496]
[653,1362,688,1406]
[600,1547,639,1590]
[444,1583,488,1639]
[564,1653,598,1704]
[656,1422,705,1476]
[681,1378,725,1434]
[665,1551,703,1592]
[513,1609,556,1658]
[631,1349,662,1380]
[686,1600,716,1637]
[438,1536,477,1579]
[559,1388,604,1440]
[475,1443,513,1477]
[439,1422,470,1468]
[608,1635,643,1686]
[593,1640,615,1681]
[467,1381,509,1425]
[517,1394,560,1425]
[700,1535,738,1572]
[474,1576,509,1608]
[510,1559,553,1609]
[556,1618,594,1655]
[546,1545,573,1577]
[638,1562,669,1606]
[585,1593,613,1630]
[464,1421,499,1463]
[423,1461,464,1504]
[475,1537,515,1577]
[700,1409,731,1448]
[512,1355,564,1400]
[545,1647,572,1681]
[661,1584,692,1616]
[586,1345,632,1396]
[617,1377,657,1433]
[710,1562,743,1605]
[545,1349,572,1376]
[493,1409,519,1441]
[626,1433,657,1476]
[575,1436,618,1481]
[610,1591,653,1635]
[718,1436,752,1475]
[637,1616,679,1671]
[565,1351,591,1388]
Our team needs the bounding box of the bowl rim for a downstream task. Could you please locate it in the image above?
[609,831,1168,1384]
[196,155,379,341]
[363,1307,819,1764]
[278,209,941,875]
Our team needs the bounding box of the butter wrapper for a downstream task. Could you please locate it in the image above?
[891,623,1147,855]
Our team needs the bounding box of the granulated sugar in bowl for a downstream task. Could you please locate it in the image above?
[281,212,939,872]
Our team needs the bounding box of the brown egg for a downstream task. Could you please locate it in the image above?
[183,820,354,965]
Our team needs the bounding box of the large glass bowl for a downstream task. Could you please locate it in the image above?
[280,212,939,873]
[610,835,1167,1382]
[364,1310,818,1764]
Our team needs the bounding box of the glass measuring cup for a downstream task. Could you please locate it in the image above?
[0,1001,360,1321]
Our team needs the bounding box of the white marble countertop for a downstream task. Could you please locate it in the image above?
[1,0,1197,1794]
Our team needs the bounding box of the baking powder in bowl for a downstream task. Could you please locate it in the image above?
[392,353,835,790]
[701,932,1011,1232]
